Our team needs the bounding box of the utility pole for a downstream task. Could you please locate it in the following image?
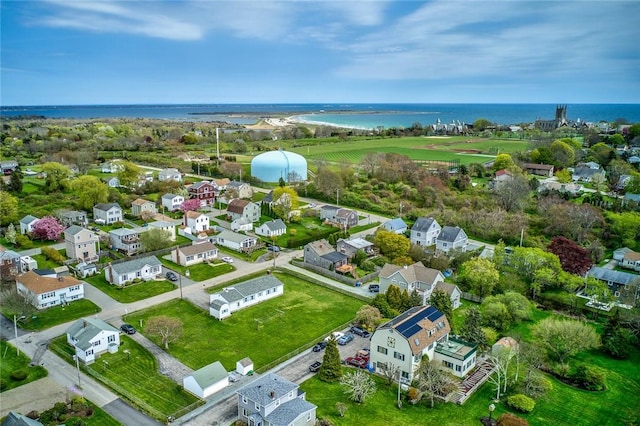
[336,189,339,206]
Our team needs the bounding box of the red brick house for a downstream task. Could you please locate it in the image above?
[188,181,216,207]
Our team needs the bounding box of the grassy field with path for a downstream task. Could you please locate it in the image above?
[85,274,176,303]
[0,340,48,392]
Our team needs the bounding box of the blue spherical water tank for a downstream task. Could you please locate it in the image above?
[251,150,308,182]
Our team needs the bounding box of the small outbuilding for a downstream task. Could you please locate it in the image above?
[182,361,229,399]
[236,357,254,376]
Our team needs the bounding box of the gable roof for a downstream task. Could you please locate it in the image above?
[162,193,181,201]
[132,198,153,206]
[306,239,334,256]
[159,168,180,176]
[64,225,89,237]
[523,163,554,171]
[260,219,286,232]
[227,199,250,214]
[178,242,217,257]
[20,215,39,225]
[217,229,256,244]
[66,317,119,350]
[213,274,283,304]
[189,181,214,190]
[320,204,339,213]
[438,226,465,243]
[1,411,44,426]
[266,397,316,425]
[383,217,407,232]
[227,181,248,189]
[186,210,206,219]
[378,305,450,356]
[379,262,443,286]
[434,281,460,297]
[94,202,121,212]
[339,237,373,249]
[0,249,21,262]
[108,256,161,275]
[495,169,513,177]
[321,251,349,263]
[17,270,82,294]
[109,228,140,237]
[237,373,298,405]
[624,251,640,262]
[588,266,640,286]
[188,361,227,389]
[412,217,439,232]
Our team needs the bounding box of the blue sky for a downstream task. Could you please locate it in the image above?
[2,0,639,105]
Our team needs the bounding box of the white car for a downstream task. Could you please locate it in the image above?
[222,257,234,263]
[324,331,344,342]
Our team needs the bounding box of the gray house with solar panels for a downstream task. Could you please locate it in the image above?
[370,305,477,383]
[209,274,284,320]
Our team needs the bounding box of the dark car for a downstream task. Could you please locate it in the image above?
[165,271,178,282]
[345,357,368,369]
[120,323,136,335]
[337,333,355,346]
[312,341,327,352]
[267,244,281,252]
[369,284,380,293]
[350,326,371,338]
[309,361,322,373]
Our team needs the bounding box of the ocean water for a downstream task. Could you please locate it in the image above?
[1,103,639,129]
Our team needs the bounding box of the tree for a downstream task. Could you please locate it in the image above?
[458,257,499,298]
[532,317,600,365]
[550,139,576,168]
[460,308,487,350]
[7,168,23,193]
[139,229,173,252]
[480,300,512,331]
[0,288,37,318]
[417,358,457,408]
[340,370,376,403]
[429,289,453,331]
[555,169,572,183]
[493,174,531,211]
[318,337,342,382]
[145,316,183,349]
[41,162,71,192]
[117,161,142,188]
[272,187,299,221]
[355,305,382,330]
[474,118,492,131]
[378,361,400,385]
[179,198,201,213]
[0,191,19,226]
[4,223,17,246]
[373,229,410,260]
[71,175,109,210]
[509,247,562,283]
[602,309,637,359]
[547,237,592,276]
[32,216,65,241]
[493,153,515,171]
[531,267,556,299]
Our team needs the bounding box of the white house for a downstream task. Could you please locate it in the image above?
[226,199,261,223]
[171,241,218,267]
[236,373,316,426]
[230,217,253,233]
[255,219,287,238]
[106,177,120,188]
[131,198,157,217]
[93,203,123,225]
[436,226,468,253]
[19,215,39,235]
[16,271,85,309]
[226,181,253,199]
[370,305,477,383]
[161,193,184,212]
[183,361,228,398]
[214,230,258,253]
[65,225,100,263]
[19,255,37,272]
[158,168,182,182]
[101,162,122,173]
[104,255,162,286]
[66,318,120,364]
[147,220,176,241]
[621,251,640,272]
[185,211,210,234]
[378,262,460,307]
[410,217,441,246]
[382,217,408,235]
[210,274,284,320]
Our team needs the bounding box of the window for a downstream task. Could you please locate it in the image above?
[393,352,405,361]
[456,365,461,372]
[108,335,116,343]
[93,341,100,347]
[377,346,388,355]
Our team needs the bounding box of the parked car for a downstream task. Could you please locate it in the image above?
[345,356,368,369]
[267,245,281,252]
[337,333,355,345]
[350,326,370,338]
[228,371,240,382]
[165,271,178,282]
[120,323,136,335]
[369,284,380,293]
[312,341,327,352]
[221,257,234,263]
[309,361,322,373]
[325,331,345,342]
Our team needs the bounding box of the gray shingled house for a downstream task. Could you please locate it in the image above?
[209,274,284,320]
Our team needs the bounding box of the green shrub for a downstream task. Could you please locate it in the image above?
[0,378,7,390]
[522,372,553,399]
[11,369,28,381]
[507,394,536,413]
[41,246,65,264]
[571,363,606,391]
[15,234,33,249]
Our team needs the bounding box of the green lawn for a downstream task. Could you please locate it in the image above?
[127,271,367,371]
[2,299,102,331]
[48,335,201,421]
[0,340,48,392]
[158,258,236,281]
[84,274,177,303]
[61,400,123,426]
[31,253,65,269]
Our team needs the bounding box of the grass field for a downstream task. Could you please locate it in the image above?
[84,274,177,303]
[0,340,48,392]
[2,299,101,331]
[286,136,529,166]
[49,335,201,421]
[126,271,367,371]
[158,258,236,281]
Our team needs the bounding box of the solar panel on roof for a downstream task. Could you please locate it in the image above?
[395,306,444,338]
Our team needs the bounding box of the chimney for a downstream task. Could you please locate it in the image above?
[83,320,87,328]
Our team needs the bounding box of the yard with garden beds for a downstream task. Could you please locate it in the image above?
[84,274,177,303]
[126,271,367,371]
[158,258,236,281]
[0,340,48,392]
[2,299,101,331]
[48,335,202,422]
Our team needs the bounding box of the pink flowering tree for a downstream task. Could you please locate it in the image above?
[180,198,201,213]
[32,216,65,241]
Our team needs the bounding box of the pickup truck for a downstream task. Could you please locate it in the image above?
[309,361,322,373]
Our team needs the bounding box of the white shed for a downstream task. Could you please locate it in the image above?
[236,357,254,376]
[183,361,228,399]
